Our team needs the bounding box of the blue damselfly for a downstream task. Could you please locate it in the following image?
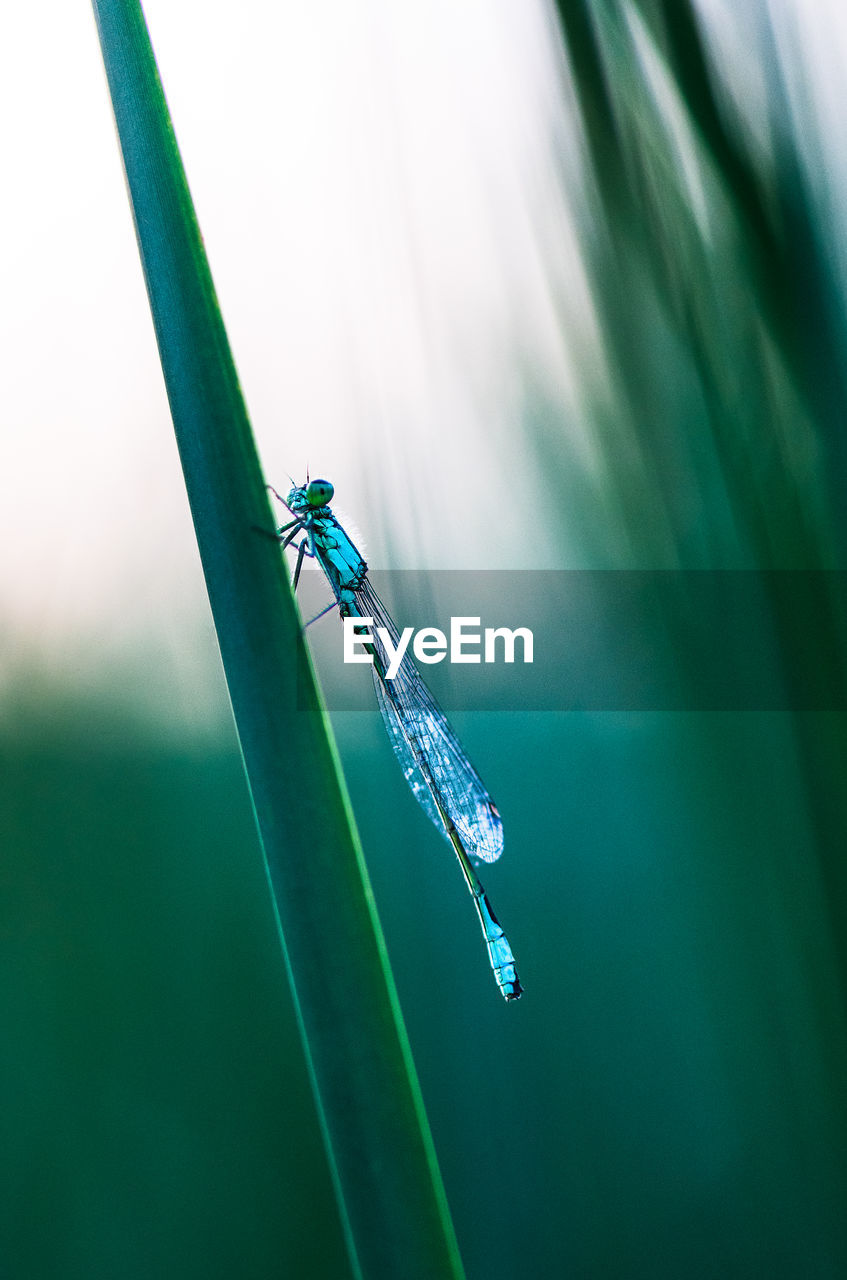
[269,478,522,1002]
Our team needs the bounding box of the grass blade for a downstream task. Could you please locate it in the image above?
[549,0,847,989]
[89,3,465,1275]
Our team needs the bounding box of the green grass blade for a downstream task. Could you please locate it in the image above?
[548,0,847,991]
[89,3,465,1276]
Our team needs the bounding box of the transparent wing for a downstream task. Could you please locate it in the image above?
[354,579,504,864]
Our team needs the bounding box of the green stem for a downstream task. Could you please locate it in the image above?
[89,3,465,1276]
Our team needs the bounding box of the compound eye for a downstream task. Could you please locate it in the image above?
[306,479,334,507]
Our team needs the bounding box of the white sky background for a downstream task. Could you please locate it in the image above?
[2,0,847,720]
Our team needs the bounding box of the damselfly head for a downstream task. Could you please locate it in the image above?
[305,478,334,508]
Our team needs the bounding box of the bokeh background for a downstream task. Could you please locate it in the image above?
[5,1,847,1275]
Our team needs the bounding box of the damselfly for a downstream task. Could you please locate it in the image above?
[268,477,522,1001]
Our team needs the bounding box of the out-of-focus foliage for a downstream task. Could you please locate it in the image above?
[518,4,847,1274]
[0,694,351,1280]
[551,0,847,572]
[543,0,847,979]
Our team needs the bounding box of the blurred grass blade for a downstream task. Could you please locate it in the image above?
[548,0,847,986]
[89,2,464,1276]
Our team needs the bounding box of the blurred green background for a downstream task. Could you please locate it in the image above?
[5,0,847,1276]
